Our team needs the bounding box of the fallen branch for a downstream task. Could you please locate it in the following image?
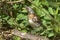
[0,0,24,4]
[11,29,49,40]
[0,29,49,40]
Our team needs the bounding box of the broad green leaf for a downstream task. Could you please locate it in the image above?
[44,15,51,20]
[48,32,54,37]
[22,8,27,12]
[7,18,15,25]
[40,11,46,17]
[3,16,9,21]
[54,26,59,33]
[42,8,50,17]
[32,0,41,7]
[48,7,54,15]
[13,36,21,40]
[47,27,53,31]
[41,1,49,6]
[21,29,27,33]
[31,30,36,34]
[13,4,19,9]
[20,23,25,28]
[16,14,26,21]
[34,27,43,32]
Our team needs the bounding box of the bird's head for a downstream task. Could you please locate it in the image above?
[25,6,35,14]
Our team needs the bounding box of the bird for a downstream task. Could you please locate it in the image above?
[25,6,41,28]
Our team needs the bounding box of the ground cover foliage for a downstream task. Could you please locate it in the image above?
[0,0,60,40]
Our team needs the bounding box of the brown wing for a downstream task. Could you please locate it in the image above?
[32,16,41,27]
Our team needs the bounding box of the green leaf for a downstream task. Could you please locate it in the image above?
[54,26,59,33]
[20,23,25,28]
[13,4,19,9]
[48,7,54,15]
[13,36,21,40]
[55,7,58,15]
[42,8,50,17]
[47,27,53,31]
[34,27,43,32]
[48,32,54,37]
[32,0,41,7]
[31,30,36,34]
[22,20,28,27]
[3,16,9,21]
[42,1,49,6]
[40,11,46,17]
[44,15,51,20]
[7,18,15,25]
[16,14,26,21]
[40,30,46,35]
[22,8,27,12]
[42,19,47,27]
[54,7,59,19]
[21,29,27,33]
